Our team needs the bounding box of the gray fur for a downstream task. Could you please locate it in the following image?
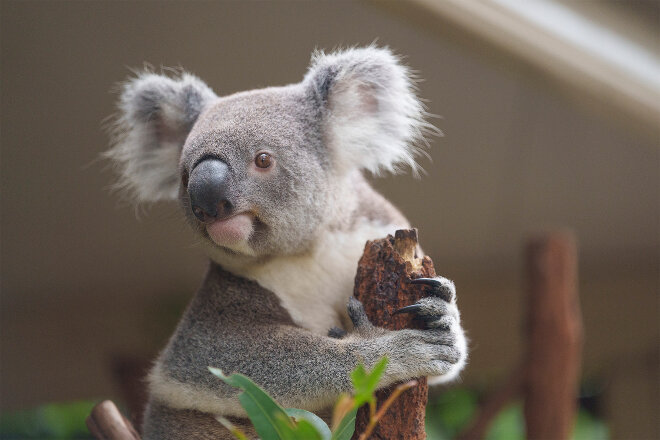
[107,47,467,439]
[304,46,432,176]
[107,71,217,202]
[147,266,464,439]
[142,402,256,440]
[180,85,330,260]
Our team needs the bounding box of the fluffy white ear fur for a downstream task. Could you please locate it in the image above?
[305,46,431,176]
[107,72,217,202]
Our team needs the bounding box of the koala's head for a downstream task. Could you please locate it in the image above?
[108,47,428,263]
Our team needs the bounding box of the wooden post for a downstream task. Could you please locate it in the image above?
[523,232,583,439]
[352,229,434,440]
[457,232,582,440]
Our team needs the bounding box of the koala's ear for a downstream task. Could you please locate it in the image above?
[106,72,217,202]
[304,47,430,176]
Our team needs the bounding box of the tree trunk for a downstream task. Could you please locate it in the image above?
[352,229,434,440]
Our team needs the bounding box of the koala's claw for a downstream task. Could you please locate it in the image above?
[409,277,442,287]
[394,304,423,315]
[394,302,452,331]
[409,276,456,303]
[394,295,460,331]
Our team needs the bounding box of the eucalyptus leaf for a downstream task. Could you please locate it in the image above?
[275,413,324,440]
[293,419,326,440]
[209,367,295,440]
[330,408,357,440]
[364,357,388,393]
[285,408,331,440]
[351,357,388,407]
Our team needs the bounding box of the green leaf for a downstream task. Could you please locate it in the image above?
[285,408,331,440]
[274,413,324,440]
[209,367,295,440]
[292,419,325,440]
[351,363,367,385]
[331,408,357,440]
[330,358,387,439]
[350,357,388,407]
[365,357,388,391]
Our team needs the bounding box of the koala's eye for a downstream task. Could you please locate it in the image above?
[255,152,273,169]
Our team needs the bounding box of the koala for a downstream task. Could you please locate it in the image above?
[107,46,467,439]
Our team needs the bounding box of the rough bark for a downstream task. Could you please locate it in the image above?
[523,232,583,440]
[352,229,434,440]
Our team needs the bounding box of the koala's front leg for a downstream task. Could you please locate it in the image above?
[212,294,467,413]
[147,277,466,426]
[346,275,467,386]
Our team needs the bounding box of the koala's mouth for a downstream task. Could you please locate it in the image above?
[206,213,255,247]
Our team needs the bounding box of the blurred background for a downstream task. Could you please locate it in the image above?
[1,1,658,438]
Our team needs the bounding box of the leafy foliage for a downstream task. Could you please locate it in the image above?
[209,367,305,440]
[0,400,96,439]
[0,370,608,440]
[210,357,390,440]
[425,388,479,439]
[424,389,609,440]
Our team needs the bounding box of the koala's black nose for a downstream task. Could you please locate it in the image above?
[187,158,233,223]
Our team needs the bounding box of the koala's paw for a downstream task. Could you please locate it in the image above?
[391,276,467,381]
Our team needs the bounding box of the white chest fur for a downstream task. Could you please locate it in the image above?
[237,221,402,334]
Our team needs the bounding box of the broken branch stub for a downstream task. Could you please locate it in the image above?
[352,228,435,440]
[86,400,141,440]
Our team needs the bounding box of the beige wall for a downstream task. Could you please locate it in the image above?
[1,1,657,436]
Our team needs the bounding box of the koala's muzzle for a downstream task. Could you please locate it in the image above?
[188,158,233,223]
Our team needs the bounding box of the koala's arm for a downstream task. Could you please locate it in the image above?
[148,265,466,418]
